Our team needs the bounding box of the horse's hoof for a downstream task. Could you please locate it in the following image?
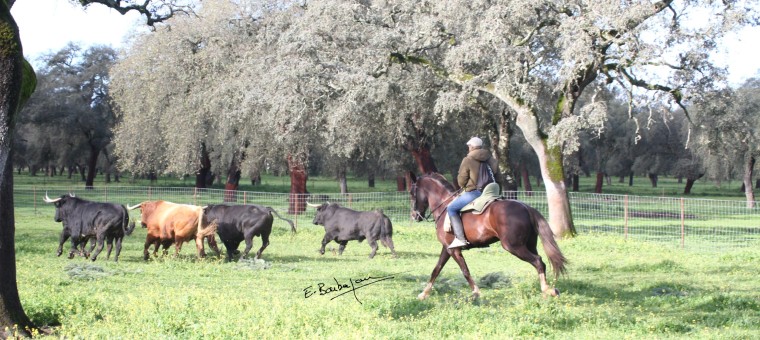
[543,288,560,297]
[417,292,428,300]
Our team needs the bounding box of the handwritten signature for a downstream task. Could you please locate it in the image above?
[303,272,403,304]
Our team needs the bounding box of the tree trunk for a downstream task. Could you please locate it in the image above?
[755,179,760,189]
[743,152,755,208]
[450,168,461,190]
[684,173,704,195]
[287,154,308,214]
[367,170,375,188]
[493,111,518,196]
[223,157,242,203]
[396,174,406,191]
[337,168,348,194]
[79,165,86,182]
[195,143,211,189]
[594,172,604,193]
[409,143,438,174]
[519,163,532,192]
[629,173,634,187]
[513,107,576,237]
[0,5,36,334]
[572,174,579,192]
[648,173,658,188]
[85,144,99,189]
[684,179,695,195]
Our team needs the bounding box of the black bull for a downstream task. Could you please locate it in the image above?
[309,202,396,259]
[203,204,296,261]
[44,194,135,262]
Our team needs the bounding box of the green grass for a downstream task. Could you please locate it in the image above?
[12,212,760,339]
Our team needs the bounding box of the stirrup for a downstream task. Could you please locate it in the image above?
[448,238,469,249]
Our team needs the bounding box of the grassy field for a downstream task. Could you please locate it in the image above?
[13,207,760,339]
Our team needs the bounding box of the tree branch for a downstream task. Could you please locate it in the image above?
[78,0,194,26]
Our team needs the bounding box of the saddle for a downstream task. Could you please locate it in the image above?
[443,182,501,233]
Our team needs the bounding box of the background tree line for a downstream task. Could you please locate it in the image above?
[14,1,760,217]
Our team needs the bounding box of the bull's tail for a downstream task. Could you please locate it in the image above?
[197,221,218,238]
[196,206,218,237]
[121,205,135,236]
[529,206,567,279]
[267,207,296,233]
[380,216,394,249]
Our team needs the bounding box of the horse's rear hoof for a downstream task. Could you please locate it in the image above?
[543,288,560,297]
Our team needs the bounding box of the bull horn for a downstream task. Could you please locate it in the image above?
[43,192,62,203]
[126,203,142,210]
[69,193,76,197]
[306,201,321,208]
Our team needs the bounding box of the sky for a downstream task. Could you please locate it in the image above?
[10,0,760,87]
[11,0,144,64]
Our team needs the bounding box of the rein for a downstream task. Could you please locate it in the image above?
[413,182,462,222]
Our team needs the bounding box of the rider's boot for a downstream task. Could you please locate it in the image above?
[448,213,469,249]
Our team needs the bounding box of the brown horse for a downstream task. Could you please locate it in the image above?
[409,172,567,299]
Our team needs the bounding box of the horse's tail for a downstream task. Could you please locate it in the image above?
[529,206,567,279]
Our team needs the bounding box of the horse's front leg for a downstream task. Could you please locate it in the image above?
[449,249,480,300]
[419,246,451,300]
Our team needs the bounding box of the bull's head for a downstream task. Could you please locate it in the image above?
[43,192,75,223]
[307,201,330,225]
[126,202,152,228]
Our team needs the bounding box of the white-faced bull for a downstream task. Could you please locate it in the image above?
[308,202,396,259]
[203,204,296,262]
[43,193,135,262]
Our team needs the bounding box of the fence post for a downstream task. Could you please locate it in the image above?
[243,192,247,205]
[33,186,37,215]
[680,197,685,249]
[624,195,628,240]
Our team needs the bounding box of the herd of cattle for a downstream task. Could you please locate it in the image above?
[42,193,396,262]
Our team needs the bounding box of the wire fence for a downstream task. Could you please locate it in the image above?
[16,185,760,251]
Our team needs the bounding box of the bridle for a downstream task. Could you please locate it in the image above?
[411,180,462,223]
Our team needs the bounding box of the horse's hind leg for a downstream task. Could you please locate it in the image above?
[449,249,481,299]
[419,246,451,300]
[502,242,558,297]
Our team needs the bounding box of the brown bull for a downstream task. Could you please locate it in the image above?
[127,200,219,260]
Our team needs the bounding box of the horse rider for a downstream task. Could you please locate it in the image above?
[446,136,499,249]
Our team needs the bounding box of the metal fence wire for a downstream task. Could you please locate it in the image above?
[16,186,760,251]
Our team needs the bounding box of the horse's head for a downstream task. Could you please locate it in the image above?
[408,172,429,222]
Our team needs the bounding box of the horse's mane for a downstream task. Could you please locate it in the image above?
[421,172,457,192]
